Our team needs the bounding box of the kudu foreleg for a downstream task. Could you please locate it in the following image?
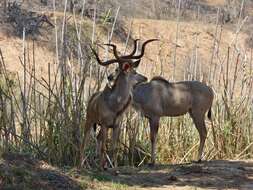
[112,126,120,167]
[149,117,160,166]
[96,125,120,168]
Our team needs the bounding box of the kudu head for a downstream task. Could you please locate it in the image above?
[94,39,158,87]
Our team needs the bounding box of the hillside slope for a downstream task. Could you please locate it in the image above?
[0,17,247,81]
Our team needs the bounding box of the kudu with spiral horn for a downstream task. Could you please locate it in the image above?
[80,39,158,169]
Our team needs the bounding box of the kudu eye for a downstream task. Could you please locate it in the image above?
[133,59,141,68]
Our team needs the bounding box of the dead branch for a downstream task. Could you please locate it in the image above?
[6,2,53,37]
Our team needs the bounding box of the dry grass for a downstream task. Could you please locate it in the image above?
[204,0,226,6]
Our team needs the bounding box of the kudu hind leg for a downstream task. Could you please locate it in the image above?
[149,117,160,166]
[99,127,108,170]
[190,110,207,162]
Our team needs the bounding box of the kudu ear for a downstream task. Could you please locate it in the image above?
[132,59,141,68]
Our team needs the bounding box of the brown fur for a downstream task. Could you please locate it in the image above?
[132,77,214,164]
[151,76,170,84]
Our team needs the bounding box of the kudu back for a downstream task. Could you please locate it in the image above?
[132,76,214,165]
[81,39,157,169]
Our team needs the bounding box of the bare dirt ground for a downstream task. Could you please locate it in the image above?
[0,153,82,190]
[1,153,253,190]
[103,160,253,190]
[204,0,225,6]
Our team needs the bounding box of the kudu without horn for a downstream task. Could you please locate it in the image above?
[132,76,214,165]
[81,39,158,169]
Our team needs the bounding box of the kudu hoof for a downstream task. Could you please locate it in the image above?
[98,166,108,171]
[147,162,155,168]
[192,159,202,164]
[112,170,120,176]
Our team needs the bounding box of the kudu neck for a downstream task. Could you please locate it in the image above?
[112,72,131,97]
[105,71,132,112]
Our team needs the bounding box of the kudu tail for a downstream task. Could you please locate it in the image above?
[207,108,212,120]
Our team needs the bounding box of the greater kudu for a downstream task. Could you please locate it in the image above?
[98,39,214,166]
[81,39,157,169]
[132,76,214,165]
